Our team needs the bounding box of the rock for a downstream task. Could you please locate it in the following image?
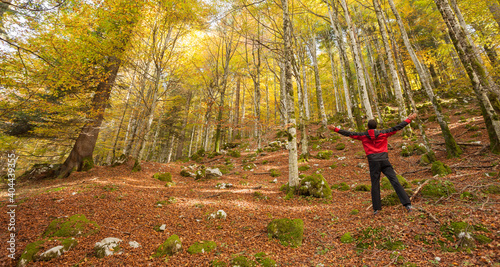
[38,246,64,261]
[187,240,217,254]
[267,218,304,247]
[297,174,332,198]
[421,179,456,199]
[159,224,167,231]
[43,214,100,238]
[357,163,367,168]
[153,234,182,258]
[129,241,141,248]
[216,183,233,189]
[153,172,172,182]
[94,237,123,258]
[209,210,227,219]
[206,168,223,179]
[271,178,278,183]
[180,170,195,177]
[431,161,452,176]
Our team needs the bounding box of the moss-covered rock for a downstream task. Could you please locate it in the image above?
[400,145,414,157]
[254,252,276,267]
[180,169,193,177]
[153,234,182,258]
[131,159,141,172]
[332,182,350,191]
[298,165,310,171]
[43,214,100,238]
[269,169,281,177]
[210,259,227,267]
[195,169,206,180]
[95,237,123,258]
[228,149,241,158]
[243,163,256,171]
[354,184,371,192]
[431,161,452,176]
[187,240,217,254]
[381,175,409,190]
[153,172,172,182]
[297,174,332,198]
[80,157,94,172]
[335,143,346,150]
[18,240,46,267]
[316,150,334,160]
[267,218,304,247]
[340,232,354,243]
[420,151,437,166]
[231,255,256,267]
[421,179,455,199]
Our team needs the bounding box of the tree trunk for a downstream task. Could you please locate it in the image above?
[327,2,355,127]
[279,60,288,125]
[488,0,500,29]
[327,46,340,113]
[282,0,299,189]
[58,57,121,177]
[188,126,196,157]
[388,0,462,157]
[308,35,328,127]
[340,0,373,119]
[373,0,407,122]
[112,84,132,159]
[176,91,192,159]
[434,0,500,153]
[235,76,241,138]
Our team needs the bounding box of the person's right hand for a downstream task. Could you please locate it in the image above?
[408,113,417,121]
[327,125,335,131]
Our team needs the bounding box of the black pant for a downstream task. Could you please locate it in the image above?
[369,160,410,211]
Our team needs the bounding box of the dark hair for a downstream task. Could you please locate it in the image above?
[368,119,377,129]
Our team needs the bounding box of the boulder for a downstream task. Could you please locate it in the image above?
[129,241,141,248]
[206,168,223,179]
[153,234,182,258]
[267,218,304,247]
[94,237,123,258]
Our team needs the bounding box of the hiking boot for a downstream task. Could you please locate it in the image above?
[405,205,413,212]
[373,210,380,215]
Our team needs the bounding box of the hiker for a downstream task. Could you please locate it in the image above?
[327,113,417,215]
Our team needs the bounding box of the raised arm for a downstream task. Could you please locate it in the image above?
[327,125,366,140]
[379,113,417,136]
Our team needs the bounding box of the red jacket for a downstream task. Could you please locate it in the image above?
[334,118,412,161]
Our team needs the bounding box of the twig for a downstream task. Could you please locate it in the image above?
[410,179,430,201]
[102,226,131,235]
[451,165,494,169]
[401,168,430,176]
[415,206,440,224]
[479,197,490,211]
[253,172,270,175]
[251,186,262,189]
[206,193,222,198]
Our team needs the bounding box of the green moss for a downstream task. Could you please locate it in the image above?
[228,149,241,158]
[381,192,401,206]
[231,255,256,267]
[180,170,192,177]
[350,209,359,215]
[335,143,346,150]
[298,165,310,171]
[297,174,332,198]
[210,259,227,267]
[421,180,455,199]
[329,162,337,169]
[267,218,304,247]
[61,238,78,251]
[187,240,217,254]
[431,161,452,176]
[354,184,371,192]
[243,163,256,171]
[80,157,94,172]
[253,191,268,200]
[19,240,46,265]
[484,185,500,194]
[131,159,141,172]
[460,191,476,201]
[381,175,409,190]
[260,257,277,267]
[269,169,281,177]
[195,169,206,180]
[316,150,334,159]
[474,234,492,244]
[340,232,354,243]
[153,234,182,258]
[153,172,172,182]
[43,214,100,238]
[400,145,414,157]
[332,182,350,191]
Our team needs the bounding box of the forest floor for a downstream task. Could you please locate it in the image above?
[1,101,500,267]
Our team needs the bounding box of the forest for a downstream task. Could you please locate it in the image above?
[0,0,499,266]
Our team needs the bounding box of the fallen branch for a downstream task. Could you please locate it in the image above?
[206,193,223,198]
[410,179,430,201]
[253,172,271,175]
[451,165,494,169]
[431,142,483,146]
[402,168,430,176]
[251,186,262,190]
[415,206,440,224]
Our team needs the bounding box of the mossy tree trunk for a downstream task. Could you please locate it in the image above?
[176,91,192,159]
[388,0,462,158]
[308,34,328,127]
[282,0,299,188]
[434,0,500,153]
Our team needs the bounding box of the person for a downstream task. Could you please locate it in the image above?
[327,113,418,215]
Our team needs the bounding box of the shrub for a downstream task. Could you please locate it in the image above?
[270,169,281,177]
